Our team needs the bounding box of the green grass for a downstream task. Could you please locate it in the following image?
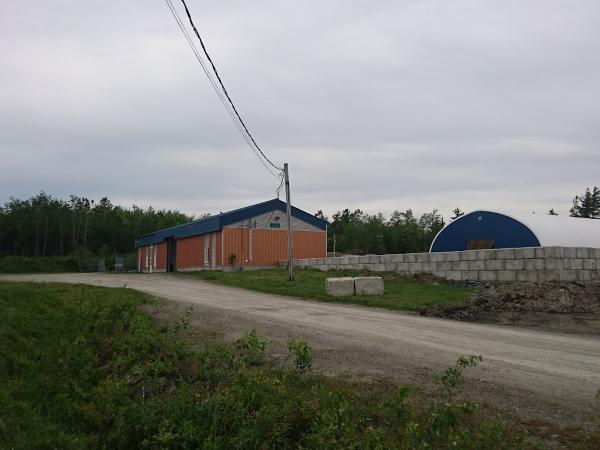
[0,255,79,273]
[184,268,471,311]
[0,281,559,449]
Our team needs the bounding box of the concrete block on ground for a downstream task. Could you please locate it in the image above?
[590,270,600,281]
[429,252,445,262]
[370,264,386,272]
[534,248,546,258]
[479,271,497,281]
[433,271,446,278]
[515,247,536,259]
[325,277,355,296]
[496,249,515,259]
[559,270,577,282]
[368,255,380,263]
[563,247,577,258]
[538,270,560,282]
[497,270,517,282]
[358,255,370,264]
[445,270,462,281]
[409,262,423,272]
[517,270,538,282]
[504,259,525,270]
[422,262,436,272]
[485,260,504,271]
[340,256,350,265]
[525,259,545,270]
[397,262,410,272]
[462,270,478,280]
[577,270,592,282]
[444,252,460,262]
[385,263,397,272]
[593,249,600,258]
[584,259,597,270]
[354,277,384,295]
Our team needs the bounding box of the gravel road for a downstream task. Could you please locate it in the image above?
[2,273,599,426]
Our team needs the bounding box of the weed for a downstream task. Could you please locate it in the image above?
[234,329,268,366]
[285,339,313,374]
[440,355,483,402]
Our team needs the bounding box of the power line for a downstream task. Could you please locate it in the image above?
[164,0,281,179]
[177,0,282,172]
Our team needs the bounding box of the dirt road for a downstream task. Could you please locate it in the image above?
[2,273,599,426]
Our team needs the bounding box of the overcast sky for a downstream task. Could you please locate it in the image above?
[1,1,599,220]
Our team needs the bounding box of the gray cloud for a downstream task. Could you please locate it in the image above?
[1,0,599,220]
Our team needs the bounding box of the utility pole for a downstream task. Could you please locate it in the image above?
[284,163,294,281]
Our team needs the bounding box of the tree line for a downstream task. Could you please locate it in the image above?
[0,186,597,258]
[319,185,599,255]
[0,192,192,257]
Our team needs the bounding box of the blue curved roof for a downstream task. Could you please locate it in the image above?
[430,210,540,252]
[135,198,327,247]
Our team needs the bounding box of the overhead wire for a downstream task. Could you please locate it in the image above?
[177,0,282,172]
[164,0,282,180]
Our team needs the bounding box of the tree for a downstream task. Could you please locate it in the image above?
[451,208,464,220]
[570,186,600,218]
[547,208,558,216]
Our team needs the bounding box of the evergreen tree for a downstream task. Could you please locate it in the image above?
[451,208,464,220]
[570,186,600,218]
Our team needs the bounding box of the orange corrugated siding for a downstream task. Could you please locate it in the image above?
[176,235,203,268]
[216,232,223,266]
[139,246,146,271]
[155,242,167,270]
[294,230,327,259]
[222,228,250,266]
[222,228,326,266]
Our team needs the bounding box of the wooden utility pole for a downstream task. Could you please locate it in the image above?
[284,163,294,281]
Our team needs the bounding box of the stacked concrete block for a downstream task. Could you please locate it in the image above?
[286,246,600,283]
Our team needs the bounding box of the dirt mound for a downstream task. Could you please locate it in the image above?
[421,282,600,334]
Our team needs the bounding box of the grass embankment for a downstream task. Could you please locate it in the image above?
[0,256,79,273]
[0,282,555,449]
[186,268,471,311]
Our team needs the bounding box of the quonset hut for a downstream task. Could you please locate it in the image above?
[136,199,327,272]
[430,210,600,252]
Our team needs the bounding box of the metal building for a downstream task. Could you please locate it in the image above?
[136,199,327,272]
[430,210,600,252]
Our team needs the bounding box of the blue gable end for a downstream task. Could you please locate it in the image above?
[430,211,541,252]
[135,199,327,247]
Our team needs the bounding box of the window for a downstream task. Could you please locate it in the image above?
[466,239,495,250]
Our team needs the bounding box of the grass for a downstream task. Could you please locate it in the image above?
[0,281,559,449]
[183,268,472,311]
[0,255,79,273]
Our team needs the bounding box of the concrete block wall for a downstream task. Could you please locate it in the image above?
[280,247,600,282]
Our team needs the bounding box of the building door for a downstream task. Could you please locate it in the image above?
[166,238,176,272]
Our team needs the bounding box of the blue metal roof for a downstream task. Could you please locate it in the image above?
[430,210,541,252]
[135,198,327,247]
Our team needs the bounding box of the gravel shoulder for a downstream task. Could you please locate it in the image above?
[2,272,600,428]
